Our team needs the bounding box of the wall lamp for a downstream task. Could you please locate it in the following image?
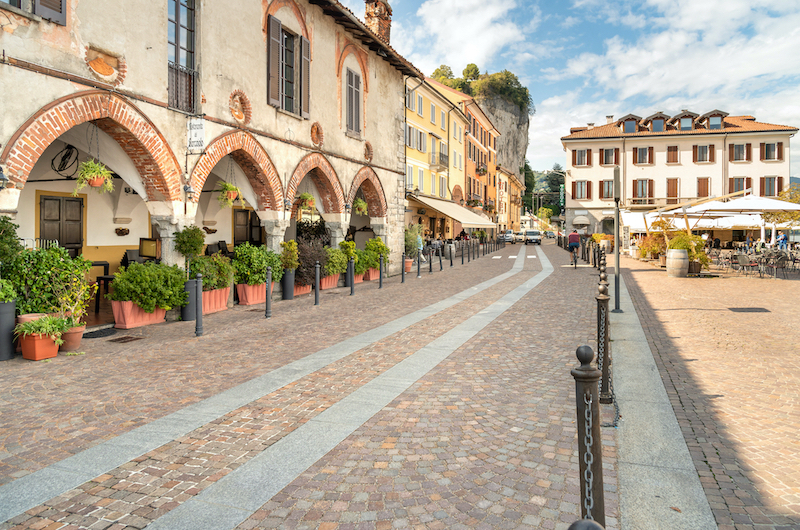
[345,202,351,212]
[284,198,291,210]
[0,167,8,190]
[183,184,195,199]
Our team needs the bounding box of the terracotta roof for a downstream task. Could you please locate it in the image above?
[561,115,798,141]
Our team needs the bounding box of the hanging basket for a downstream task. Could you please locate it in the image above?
[88,176,106,188]
[227,190,239,201]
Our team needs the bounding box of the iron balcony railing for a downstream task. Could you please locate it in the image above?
[168,62,199,114]
[429,152,448,171]
[625,196,699,208]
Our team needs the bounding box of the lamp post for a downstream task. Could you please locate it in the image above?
[612,166,622,313]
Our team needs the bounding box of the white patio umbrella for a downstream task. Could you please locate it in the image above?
[699,195,800,214]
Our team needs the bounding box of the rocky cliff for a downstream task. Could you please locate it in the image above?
[476,96,530,180]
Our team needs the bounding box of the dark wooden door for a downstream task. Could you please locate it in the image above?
[233,210,249,247]
[249,211,263,245]
[40,195,83,257]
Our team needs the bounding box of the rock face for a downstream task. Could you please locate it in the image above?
[476,96,530,180]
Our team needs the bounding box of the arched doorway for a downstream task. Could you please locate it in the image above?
[346,167,388,249]
[285,153,345,245]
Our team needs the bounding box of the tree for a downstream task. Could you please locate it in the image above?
[521,161,536,212]
[537,207,553,224]
[463,63,480,81]
[472,70,534,114]
[546,163,565,193]
[431,65,454,82]
[763,184,800,226]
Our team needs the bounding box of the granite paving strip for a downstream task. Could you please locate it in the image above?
[227,242,620,530]
[0,246,533,527]
[619,255,800,530]
[145,247,555,530]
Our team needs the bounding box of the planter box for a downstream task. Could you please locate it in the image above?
[364,268,380,281]
[320,274,339,290]
[294,284,312,296]
[353,273,364,284]
[688,261,702,274]
[202,287,230,315]
[20,333,59,361]
[112,301,167,329]
[236,282,273,305]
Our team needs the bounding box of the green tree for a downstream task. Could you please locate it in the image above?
[520,161,536,213]
[463,63,480,81]
[537,207,553,223]
[472,70,534,114]
[763,184,800,225]
[431,64,454,82]
[546,163,565,194]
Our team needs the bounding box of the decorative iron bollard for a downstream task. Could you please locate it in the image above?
[195,273,203,337]
[571,345,605,526]
[349,258,355,296]
[314,261,320,306]
[379,255,383,289]
[567,520,605,530]
[429,249,433,273]
[596,283,612,404]
[265,266,272,319]
[599,253,609,289]
[401,253,405,283]
[439,248,443,271]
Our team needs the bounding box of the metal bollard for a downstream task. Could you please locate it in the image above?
[467,241,471,262]
[571,345,605,526]
[349,258,355,296]
[417,253,421,278]
[462,243,465,265]
[567,520,606,530]
[402,253,405,283]
[314,261,320,306]
[195,273,203,337]
[379,255,383,289]
[265,266,272,319]
[439,249,443,271]
[429,249,433,273]
[597,283,612,404]
[599,256,609,288]
[450,246,453,267]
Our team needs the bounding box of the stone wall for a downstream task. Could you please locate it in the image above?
[476,96,530,180]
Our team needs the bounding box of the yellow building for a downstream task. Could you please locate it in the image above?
[507,170,525,231]
[404,79,491,240]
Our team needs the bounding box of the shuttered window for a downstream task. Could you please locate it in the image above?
[730,144,751,162]
[346,68,361,134]
[697,177,710,198]
[35,0,66,25]
[667,146,679,164]
[267,15,311,117]
[760,142,783,161]
[667,178,679,204]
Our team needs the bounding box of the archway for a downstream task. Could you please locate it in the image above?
[284,153,345,244]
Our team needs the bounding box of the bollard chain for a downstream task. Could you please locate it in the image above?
[597,304,606,375]
[583,391,595,521]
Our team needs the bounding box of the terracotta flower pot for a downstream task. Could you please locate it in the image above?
[353,273,364,284]
[320,274,339,290]
[20,333,59,361]
[227,190,238,201]
[15,313,46,353]
[202,287,230,314]
[112,301,166,329]
[404,258,413,273]
[60,324,86,352]
[88,176,106,187]
[294,283,312,296]
[236,283,273,306]
[364,268,380,281]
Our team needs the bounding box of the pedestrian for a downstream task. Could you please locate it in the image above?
[777,231,788,250]
[746,232,752,252]
[416,233,426,262]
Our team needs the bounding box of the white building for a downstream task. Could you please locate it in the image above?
[561,111,797,233]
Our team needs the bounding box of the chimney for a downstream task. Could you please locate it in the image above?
[587,123,594,130]
[365,0,392,44]
[606,115,614,124]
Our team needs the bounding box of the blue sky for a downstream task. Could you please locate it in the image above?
[341,0,800,175]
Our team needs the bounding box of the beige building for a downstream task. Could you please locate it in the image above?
[561,111,797,233]
[0,0,419,275]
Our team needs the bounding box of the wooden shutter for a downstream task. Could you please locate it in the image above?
[648,179,654,199]
[760,177,765,196]
[586,181,592,200]
[632,147,638,164]
[267,15,282,108]
[709,145,715,163]
[35,0,66,25]
[777,142,784,160]
[648,146,654,164]
[760,143,766,161]
[728,178,735,194]
[614,148,619,165]
[300,37,311,119]
[777,176,784,194]
[586,149,592,167]
[729,144,735,162]
[746,143,751,161]
[572,181,577,199]
[572,150,577,167]
[692,145,698,163]
[746,177,752,191]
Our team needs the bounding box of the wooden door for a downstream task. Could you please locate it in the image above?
[233,209,249,247]
[40,195,83,257]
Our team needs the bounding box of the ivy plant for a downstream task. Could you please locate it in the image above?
[0,279,16,303]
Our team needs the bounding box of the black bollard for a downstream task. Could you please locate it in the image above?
[450,246,453,267]
[402,253,405,283]
[417,253,421,278]
[467,241,470,262]
[429,249,433,274]
[195,273,203,337]
[314,261,320,306]
[439,248,443,271]
[597,283,612,404]
[567,520,605,530]
[345,257,352,287]
[265,266,272,319]
[462,243,465,265]
[571,346,605,526]
[379,255,383,289]
[349,258,355,296]
[599,256,609,289]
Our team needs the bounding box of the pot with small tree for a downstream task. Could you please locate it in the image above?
[189,253,234,314]
[107,262,188,328]
[364,237,390,280]
[298,192,315,210]
[14,315,69,361]
[51,257,97,352]
[232,243,283,305]
[322,247,347,289]
[73,159,114,194]
[217,182,244,208]
[0,279,17,361]
[174,225,205,320]
[280,240,300,300]
[295,239,327,296]
[404,224,422,272]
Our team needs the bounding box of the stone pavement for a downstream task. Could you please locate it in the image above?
[0,241,625,530]
[617,254,800,530]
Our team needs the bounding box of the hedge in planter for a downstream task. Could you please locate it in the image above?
[108,262,187,313]
[232,243,283,305]
[189,253,234,313]
[323,247,347,289]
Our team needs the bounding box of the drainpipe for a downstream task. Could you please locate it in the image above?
[722,132,728,197]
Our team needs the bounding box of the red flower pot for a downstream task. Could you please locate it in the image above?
[20,333,59,361]
[88,176,105,187]
[202,287,230,315]
[60,325,86,352]
[353,273,364,284]
[404,258,412,273]
[236,283,273,306]
[364,268,380,281]
[294,284,312,296]
[112,301,166,329]
[320,274,339,290]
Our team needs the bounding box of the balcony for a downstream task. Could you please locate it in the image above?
[624,196,700,209]
[429,152,448,171]
[168,62,199,114]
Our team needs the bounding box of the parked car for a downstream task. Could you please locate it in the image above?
[514,231,525,243]
[545,231,555,239]
[525,230,542,245]
[500,229,515,243]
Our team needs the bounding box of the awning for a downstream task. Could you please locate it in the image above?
[572,215,590,226]
[411,195,496,228]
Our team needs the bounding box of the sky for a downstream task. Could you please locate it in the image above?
[340,0,800,175]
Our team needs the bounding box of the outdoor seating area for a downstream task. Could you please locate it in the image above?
[710,248,799,279]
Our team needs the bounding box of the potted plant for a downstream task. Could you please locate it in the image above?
[107,262,188,328]
[232,243,284,305]
[73,159,114,194]
[296,239,327,295]
[364,237,390,280]
[353,249,369,283]
[51,260,97,352]
[352,197,368,217]
[0,279,16,361]
[189,253,234,314]
[14,315,69,361]
[217,182,244,208]
[280,240,300,300]
[298,192,315,210]
[338,241,357,287]
[404,224,422,272]
[323,247,347,289]
[668,233,710,274]
[174,225,205,320]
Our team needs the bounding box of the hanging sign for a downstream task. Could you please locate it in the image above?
[187,118,205,153]
[559,183,565,212]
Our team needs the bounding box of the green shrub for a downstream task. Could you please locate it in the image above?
[354,249,370,274]
[365,237,390,263]
[0,279,16,303]
[189,253,234,291]
[232,243,266,285]
[338,240,356,262]
[324,247,348,276]
[174,225,205,262]
[108,262,188,312]
[668,233,710,269]
[0,217,23,278]
[296,239,327,286]
[281,240,300,271]
[404,224,422,257]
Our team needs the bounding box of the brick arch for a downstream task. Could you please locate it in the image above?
[0,90,181,201]
[262,0,310,40]
[452,185,464,204]
[287,153,345,214]
[347,166,387,218]
[190,130,283,210]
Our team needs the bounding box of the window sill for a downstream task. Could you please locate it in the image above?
[277,107,303,121]
[0,4,42,23]
[761,158,783,163]
[694,161,715,164]
[665,161,681,165]
[345,130,362,141]
[633,163,653,166]
[730,159,751,163]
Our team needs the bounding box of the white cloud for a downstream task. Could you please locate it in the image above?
[561,16,579,28]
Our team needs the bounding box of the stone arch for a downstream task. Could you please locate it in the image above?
[347,166,387,218]
[190,130,283,210]
[287,152,345,214]
[452,185,464,204]
[0,90,182,201]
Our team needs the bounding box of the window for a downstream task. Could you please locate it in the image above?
[623,120,636,133]
[169,0,198,113]
[441,111,446,130]
[430,104,436,124]
[459,153,463,170]
[418,168,424,190]
[573,149,590,167]
[709,116,722,130]
[458,126,462,142]
[405,90,415,111]
[431,170,436,195]
[345,69,361,134]
[693,144,715,163]
[440,176,447,198]
[730,143,751,162]
[680,117,692,131]
[572,180,591,200]
[667,146,679,164]
[633,179,654,204]
[729,177,750,194]
[405,125,414,148]
[602,148,618,165]
[652,119,664,132]
[268,15,310,117]
[634,147,653,165]
[8,0,66,24]
[601,180,614,200]
[406,164,413,188]
[417,94,423,117]
[667,178,679,204]
[697,177,710,198]
[760,142,783,161]
[417,130,426,152]
[760,176,784,197]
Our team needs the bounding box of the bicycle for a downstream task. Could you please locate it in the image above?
[571,246,578,268]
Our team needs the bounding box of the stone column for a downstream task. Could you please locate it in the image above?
[151,214,195,268]
[326,221,347,248]
[261,218,289,254]
[0,188,21,220]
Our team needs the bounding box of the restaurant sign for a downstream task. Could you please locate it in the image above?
[187,118,205,153]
